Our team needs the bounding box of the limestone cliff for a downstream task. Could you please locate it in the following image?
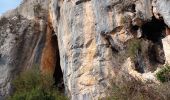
[0,0,170,100]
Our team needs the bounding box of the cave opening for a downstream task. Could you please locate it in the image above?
[141,16,166,66]
[132,16,167,73]
[141,16,167,42]
[52,33,65,92]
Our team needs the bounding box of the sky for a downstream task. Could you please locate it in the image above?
[0,0,22,15]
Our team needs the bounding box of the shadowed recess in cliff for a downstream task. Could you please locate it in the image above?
[52,34,64,92]
[132,16,167,73]
[142,16,166,65]
[40,17,64,92]
[141,16,167,42]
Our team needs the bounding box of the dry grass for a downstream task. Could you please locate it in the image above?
[108,73,170,100]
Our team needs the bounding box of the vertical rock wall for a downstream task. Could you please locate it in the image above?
[50,0,115,99]
[49,0,170,99]
[49,0,160,99]
[1,0,170,99]
[0,16,46,98]
[0,0,49,98]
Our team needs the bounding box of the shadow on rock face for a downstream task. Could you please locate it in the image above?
[141,16,167,42]
[52,34,65,92]
[133,16,167,73]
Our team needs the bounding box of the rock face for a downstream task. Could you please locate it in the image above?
[162,36,170,64]
[0,15,45,97]
[0,0,49,98]
[0,0,170,99]
[153,0,170,27]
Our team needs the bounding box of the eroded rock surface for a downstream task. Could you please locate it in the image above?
[0,0,49,98]
[0,0,170,99]
[49,0,170,99]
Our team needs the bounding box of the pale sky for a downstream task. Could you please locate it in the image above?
[0,0,22,15]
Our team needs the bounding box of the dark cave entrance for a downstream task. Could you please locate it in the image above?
[52,33,65,92]
[134,16,167,73]
[141,16,167,42]
[141,16,166,65]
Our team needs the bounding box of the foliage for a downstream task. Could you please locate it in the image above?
[155,82,170,99]
[120,16,126,25]
[8,68,67,100]
[156,64,170,83]
[110,79,153,100]
[110,83,170,100]
[127,39,141,59]
[109,76,170,100]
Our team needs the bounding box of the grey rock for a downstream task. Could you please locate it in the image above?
[1,0,170,99]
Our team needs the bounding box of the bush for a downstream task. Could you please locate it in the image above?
[155,82,170,99]
[110,81,170,100]
[110,79,158,100]
[156,64,170,83]
[109,73,170,100]
[127,39,141,59]
[8,68,67,100]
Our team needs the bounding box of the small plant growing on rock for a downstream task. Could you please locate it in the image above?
[127,39,141,59]
[156,63,170,83]
[120,16,126,25]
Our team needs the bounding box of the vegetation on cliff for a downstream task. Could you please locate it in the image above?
[8,67,67,100]
[156,64,170,83]
[109,75,170,100]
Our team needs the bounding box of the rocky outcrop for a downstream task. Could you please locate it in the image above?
[0,15,44,97]
[0,0,170,99]
[0,0,49,98]
[49,0,169,99]
[162,36,170,64]
[153,0,170,27]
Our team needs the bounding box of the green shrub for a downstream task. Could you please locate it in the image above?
[127,39,141,59]
[156,64,170,83]
[8,68,67,100]
[120,16,126,25]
